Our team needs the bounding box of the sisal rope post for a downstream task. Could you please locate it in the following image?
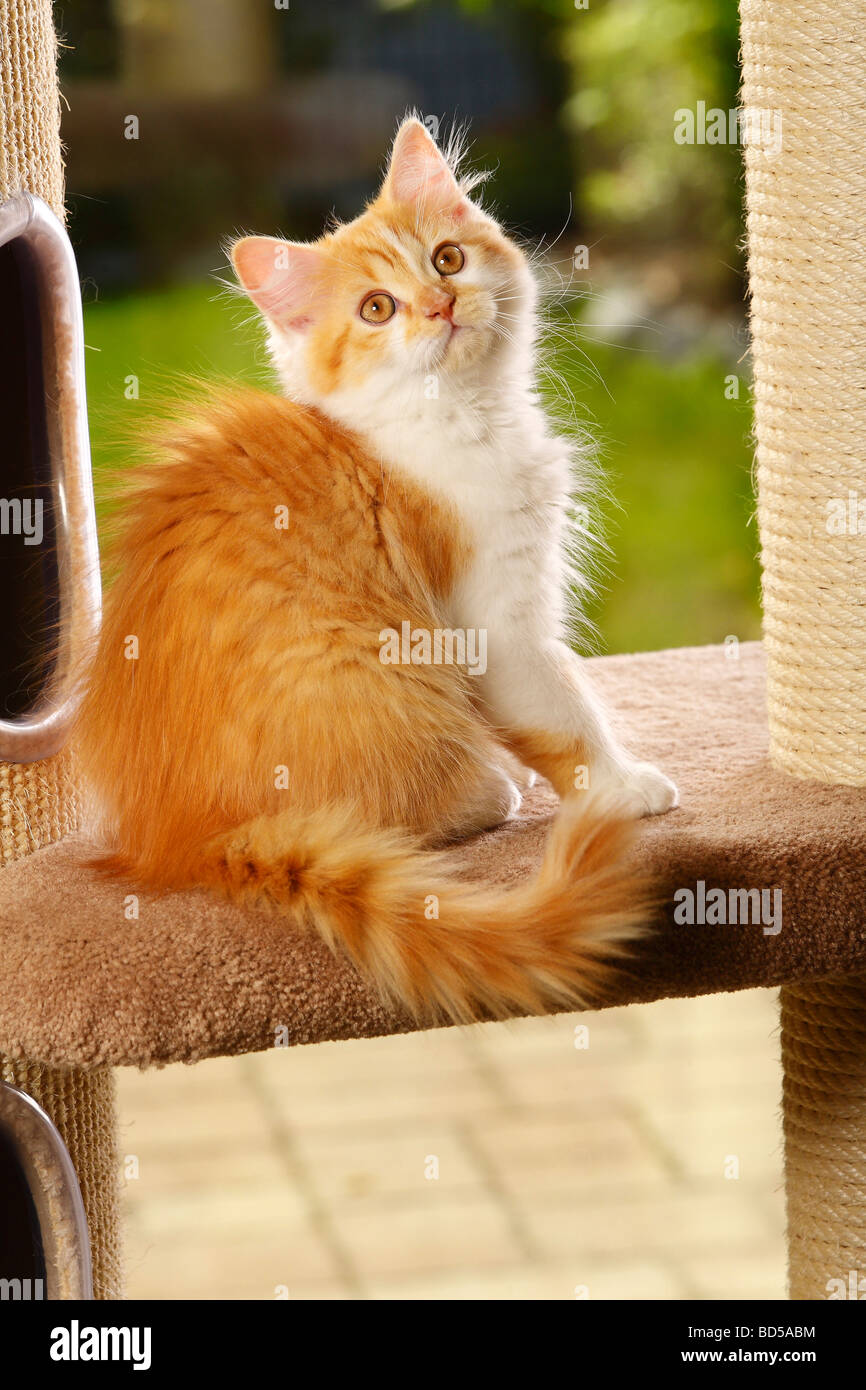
[0,0,122,1299]
[0,0,65,217]
[781,979,866,1299]
[741,0,866,1299]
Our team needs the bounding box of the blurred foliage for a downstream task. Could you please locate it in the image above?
[390,0,575,232]
[66,1,757,651]
[83,283,760,652]
[562,0,743,299]
[442,0,744,301]
[545,310,760,651]
[61,0,746,304]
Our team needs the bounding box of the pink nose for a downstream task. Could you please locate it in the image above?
[425,293,455,322]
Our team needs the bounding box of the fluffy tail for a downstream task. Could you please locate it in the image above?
[196,796,652,1024]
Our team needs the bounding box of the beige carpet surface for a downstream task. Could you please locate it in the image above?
[0,643,864,1069]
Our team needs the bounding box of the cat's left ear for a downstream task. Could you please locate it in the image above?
[382,119,468,219]
[231,236,323,330]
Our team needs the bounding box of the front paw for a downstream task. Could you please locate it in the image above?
[510,763,538,793]
[595,758,679,818]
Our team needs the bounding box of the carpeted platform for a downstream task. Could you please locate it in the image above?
[0,642,864,1069]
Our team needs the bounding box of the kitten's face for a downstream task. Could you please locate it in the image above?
[232,119,535,408]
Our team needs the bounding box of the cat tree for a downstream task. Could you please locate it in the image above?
[0,0,863,1301]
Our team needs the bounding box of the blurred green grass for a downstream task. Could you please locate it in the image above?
[82,282,761,654]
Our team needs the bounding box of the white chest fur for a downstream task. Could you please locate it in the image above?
[357,389,578,640]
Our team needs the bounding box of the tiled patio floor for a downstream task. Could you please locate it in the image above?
[117,989,786,1300]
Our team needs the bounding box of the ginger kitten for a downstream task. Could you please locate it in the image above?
[76,118,678,1024]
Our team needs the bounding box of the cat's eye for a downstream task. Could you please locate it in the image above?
[359,291,396,324]
[433,243,465,276]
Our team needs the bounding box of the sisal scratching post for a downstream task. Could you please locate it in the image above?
[781,980,866,1299]
[0,0,65,219]
[741,0,866,1299]
[0,0,122,1299]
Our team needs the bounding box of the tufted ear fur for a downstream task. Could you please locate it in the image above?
[382,118,467,218]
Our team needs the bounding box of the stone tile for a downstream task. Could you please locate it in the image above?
[629,990,780,1049]
[259,1057,501,1129]
[119,1135,287,1197]
[637,1102,783,1183]
[114,986,786,1301]
[620,1051,781,1112]
[468,1111,673,1197]
[492,1054,629,1114]
[335,1194,523,1277]
[467,1007,641,1066]
[296,1122,484,1205]
[365,1258,686,1301]
[128,1182,309,1239]
[124,1225,343,1300]
[522,1186,774,1261]
[683,1249,786,1300]
[247,1026,471,1090]
[117,1057,251,1110]
[490,1025,781,1120]
[117,1082,270,1154]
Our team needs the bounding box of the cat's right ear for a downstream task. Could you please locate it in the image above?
[231,237,322,331]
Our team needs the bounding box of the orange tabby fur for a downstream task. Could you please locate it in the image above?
[76,387,649,1023]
